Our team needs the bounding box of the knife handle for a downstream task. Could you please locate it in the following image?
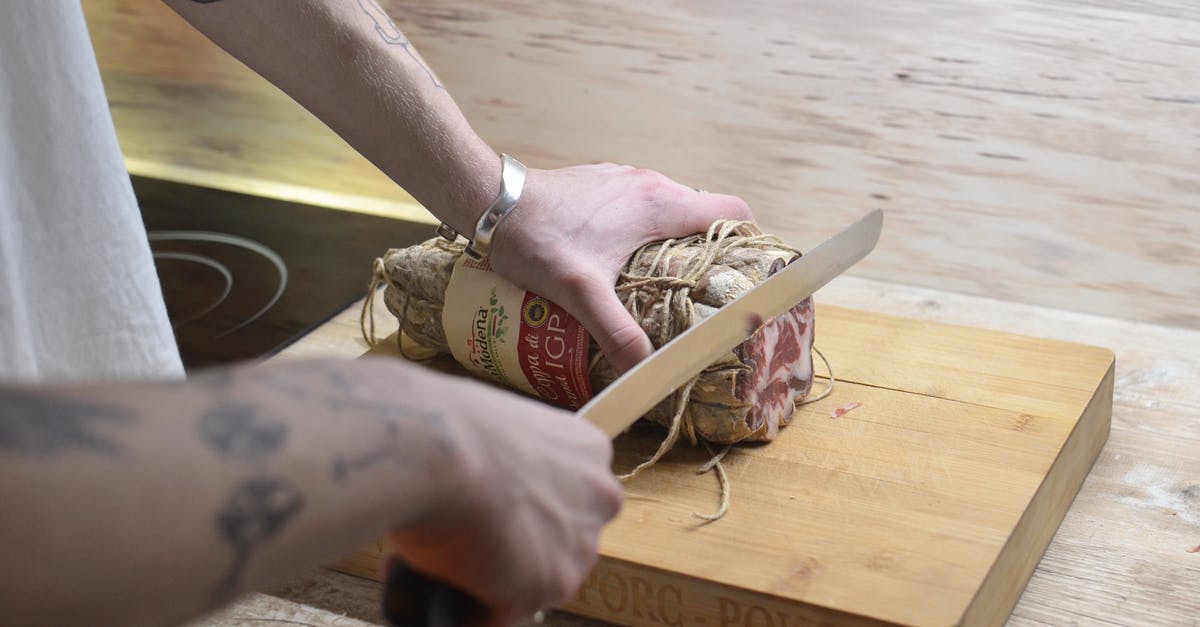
[382,556,483,627]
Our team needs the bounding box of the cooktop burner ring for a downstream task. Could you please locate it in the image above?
[148,230,288,338]
[150,250,233,326]
[136,176,433,370]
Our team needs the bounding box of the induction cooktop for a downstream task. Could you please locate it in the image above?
[134,176,431,371]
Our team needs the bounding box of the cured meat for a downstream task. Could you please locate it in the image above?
[733,299,815,439]
[367,221,815,445]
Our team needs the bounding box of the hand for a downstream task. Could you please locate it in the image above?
[488,163,754,372]
[387,373,623,626]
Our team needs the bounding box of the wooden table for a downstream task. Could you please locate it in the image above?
[80,1,1198,624]
[85,0,1200,329]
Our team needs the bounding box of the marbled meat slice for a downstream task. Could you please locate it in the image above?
[733,297,815,439]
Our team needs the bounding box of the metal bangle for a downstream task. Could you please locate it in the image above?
[437,154,527,261]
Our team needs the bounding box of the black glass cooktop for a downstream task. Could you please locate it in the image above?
[134,176,431,371]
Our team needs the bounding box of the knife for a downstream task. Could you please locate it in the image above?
[382,208,884,626]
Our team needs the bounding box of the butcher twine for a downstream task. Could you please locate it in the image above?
[361,221,835,521]
[610,220,833,520]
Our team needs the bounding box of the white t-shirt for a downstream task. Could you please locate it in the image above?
[0,2,183,383]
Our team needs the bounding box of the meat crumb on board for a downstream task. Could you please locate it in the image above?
[831,401,862,419]
[1187,545,1200,554]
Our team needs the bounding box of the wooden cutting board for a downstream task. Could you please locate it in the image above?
[335,303,1114,626]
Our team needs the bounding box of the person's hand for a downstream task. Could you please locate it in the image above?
[488,163,754,373]
[387,371,623,626]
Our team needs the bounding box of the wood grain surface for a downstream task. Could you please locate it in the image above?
[84,0,1200,328]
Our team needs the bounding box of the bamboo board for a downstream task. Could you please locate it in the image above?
[335,303,1114,626]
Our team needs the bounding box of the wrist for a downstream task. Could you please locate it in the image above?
[437,152,528,260]
[290,358,473,534]
[370,363,480,532]
[436,145,503,240]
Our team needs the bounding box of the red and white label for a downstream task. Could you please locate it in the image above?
[442,256,593,409]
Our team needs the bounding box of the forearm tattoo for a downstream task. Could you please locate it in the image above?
[212,475,304,600]
[257,367,451,481]
[330,409,451,483]
[199,404,287,462]
[196,367,450,598]
[356,0,443,88]
[192,382,302,600]
[0,391,135,458]
[189,0,443,88]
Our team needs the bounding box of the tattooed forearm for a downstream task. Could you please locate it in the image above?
[356,0,443,88]
[199,404,287,462]
[254,367,452,480]
[185,0,441,87]
[331,421,399,482]
[256,367,352,411]
[259,367,429,422]
[195,363,453,594]
[0,391,135,458]
[212,476,304,600]
[331,404,451,482]
[195,398,297,598]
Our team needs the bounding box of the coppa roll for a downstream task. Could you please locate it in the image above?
[363,220,816,446]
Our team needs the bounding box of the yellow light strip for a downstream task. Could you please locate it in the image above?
[124,157,438,225]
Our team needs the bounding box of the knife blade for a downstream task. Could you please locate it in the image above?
[383,208,884,626]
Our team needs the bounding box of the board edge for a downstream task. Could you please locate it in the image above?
[956,356,1114,626]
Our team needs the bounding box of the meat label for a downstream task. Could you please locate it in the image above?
[442,256,594,409]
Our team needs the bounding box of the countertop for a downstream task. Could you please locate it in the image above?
[82,1,1198,624]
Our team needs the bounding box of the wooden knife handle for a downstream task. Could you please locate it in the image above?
[382,557,483,627]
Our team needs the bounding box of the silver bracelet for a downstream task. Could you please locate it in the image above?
[436,153,527,260]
